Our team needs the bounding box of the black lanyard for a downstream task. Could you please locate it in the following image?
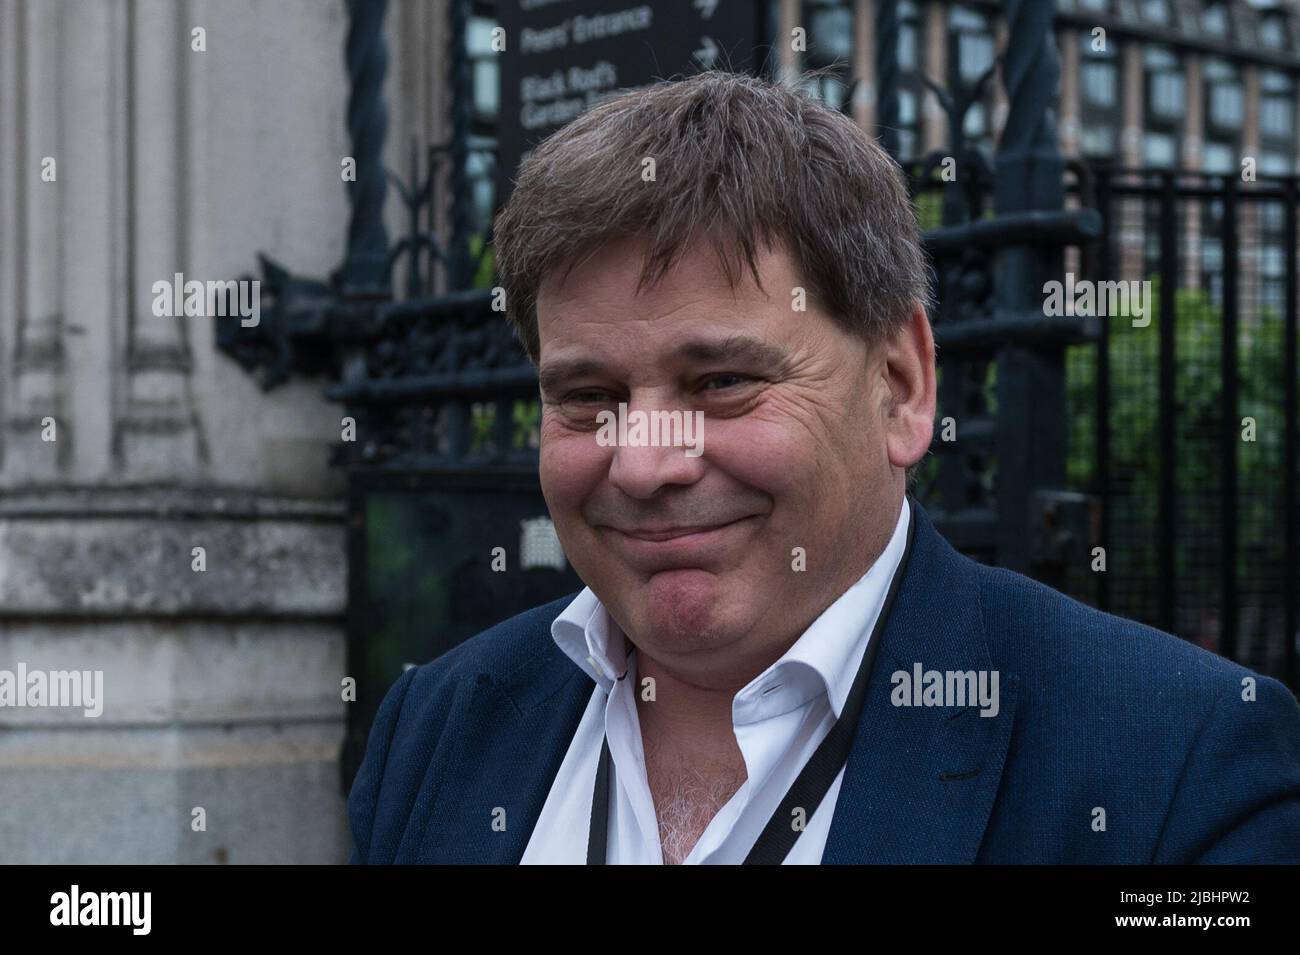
[586,500,916,864]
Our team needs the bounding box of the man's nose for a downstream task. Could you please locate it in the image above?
[605,406,705,500]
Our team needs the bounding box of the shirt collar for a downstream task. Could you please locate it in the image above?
[551,587,628,691]
[735,496,911,722]
[550,497,911,720]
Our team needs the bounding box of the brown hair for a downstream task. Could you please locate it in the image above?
[493,68,933,365]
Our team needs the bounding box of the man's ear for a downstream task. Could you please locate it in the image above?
[883,301,936,470]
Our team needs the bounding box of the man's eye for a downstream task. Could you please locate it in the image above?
[702,374,751,391]
[566,390,614,404]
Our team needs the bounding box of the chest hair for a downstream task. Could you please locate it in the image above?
[644,737,748,864]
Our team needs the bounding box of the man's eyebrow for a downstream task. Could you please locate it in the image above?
[537,358,605,396]
[673,336,793,375]
[537,337,793,395]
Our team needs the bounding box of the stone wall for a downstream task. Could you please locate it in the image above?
[0,0,443,863]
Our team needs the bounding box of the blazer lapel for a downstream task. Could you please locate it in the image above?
[821,500,1019,864]
[412,639,594,864]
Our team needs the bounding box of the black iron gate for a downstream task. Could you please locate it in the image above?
[1069,165,1299,688]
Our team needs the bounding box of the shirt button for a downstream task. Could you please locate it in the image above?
[586,655,608,680]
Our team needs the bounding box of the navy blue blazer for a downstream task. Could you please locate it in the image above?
[348,500,1300,863]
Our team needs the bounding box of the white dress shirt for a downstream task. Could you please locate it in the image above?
[520,496,911,864]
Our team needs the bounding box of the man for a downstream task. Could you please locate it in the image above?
[348,71,1300,864]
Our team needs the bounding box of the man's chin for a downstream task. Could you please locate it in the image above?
[628,568,749,651]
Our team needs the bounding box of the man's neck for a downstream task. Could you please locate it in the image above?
[633,651,749,864]
[634,650,744,747]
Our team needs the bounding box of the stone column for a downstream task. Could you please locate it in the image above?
[0,0,353,863]
[921,1,947,154]
[855,0,875,133]
[3,0,67,481]
[779,0,800,85]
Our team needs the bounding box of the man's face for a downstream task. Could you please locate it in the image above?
[536,236,912,688]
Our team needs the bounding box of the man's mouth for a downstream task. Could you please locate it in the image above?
[603,516,757,562]
[618,523,739,542]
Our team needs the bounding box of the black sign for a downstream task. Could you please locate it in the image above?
[496,0,764,203]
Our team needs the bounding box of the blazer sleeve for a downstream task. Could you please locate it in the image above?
[1153,673,1300,863]
[347,665,420,864]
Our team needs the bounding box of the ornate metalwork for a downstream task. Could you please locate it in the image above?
[216,0,523,439]
[215,254,340,390]
[892,0,1099,578]
[338,0,391,295]
[447,0,474,291]
[874,0,900,160]
[387,141,441,299]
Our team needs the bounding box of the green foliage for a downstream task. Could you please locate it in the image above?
[468,398,541,454]
[469,232,496,290]
[1066,276,1289,580]
[364,495,449,688]
[913,189,944,232]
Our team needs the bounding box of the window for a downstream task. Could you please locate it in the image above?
[467,14,500,124]
[468,3,500,236]
[951,6,996,85]
[1143,45,1183,167]
[1201,57,1240,175]
[1203,58,1242,131]
[1202,140,1235,174]
[1258,70,1296,178]
[1259,151,1293,176]
[1145,46,1184,122]
[1201,1,1230,38]
[1144,132,1177,167]
[1208,84,1243,128]
[1258,11,1289,50]
[1202,236,1222,274]
[1200,201,1225,308]
[893,0,926,161]
[1260,98,1292,139]
[1082,58,1118,108]
[899,11,918,71]
[806,0,853,63]
[1259,71,1293,139]
[1142,0,1170,24]
[947,4,997,158]
[1260,227,1288,315]
[899,88,917,160]
[802,1,854,108]
[1082,126,1117,155]
[1079,32,1120,160]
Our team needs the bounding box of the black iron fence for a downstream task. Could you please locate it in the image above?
[903,159,1300,691]
[1069,166,1298,689]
